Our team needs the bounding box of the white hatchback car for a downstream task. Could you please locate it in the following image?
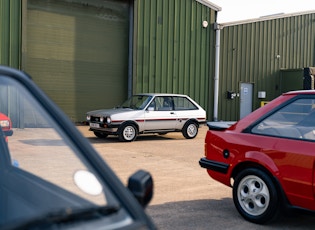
[86,93,207,142]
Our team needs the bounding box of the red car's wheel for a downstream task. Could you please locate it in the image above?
[233,168,280,224]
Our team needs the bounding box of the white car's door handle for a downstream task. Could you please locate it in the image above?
[170,112,175,115]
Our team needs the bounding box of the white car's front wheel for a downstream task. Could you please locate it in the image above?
[118,123,137,142]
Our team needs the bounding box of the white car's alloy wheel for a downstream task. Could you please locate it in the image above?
[119,124,137,142]
[182,121,198,139]
[123,126,135,140]
[187,123,197,137]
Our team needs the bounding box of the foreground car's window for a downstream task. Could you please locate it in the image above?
[0,76,129,228]
[252,98,315,140]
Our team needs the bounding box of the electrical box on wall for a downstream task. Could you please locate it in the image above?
[227,91,237,99]
[258,91,266,99]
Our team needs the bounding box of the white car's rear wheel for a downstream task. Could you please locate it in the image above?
[118,124,137,142]
[182,121,198,139]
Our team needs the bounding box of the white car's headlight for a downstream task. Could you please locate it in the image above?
[0,120,10,128]
[86,115,91,121]
[100,117,104,122]
[106,117,111,124]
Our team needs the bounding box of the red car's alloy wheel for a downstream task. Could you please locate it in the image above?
[233,168,280,224]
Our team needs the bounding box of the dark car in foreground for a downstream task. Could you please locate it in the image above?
[200,90,315,224]
[86,93,206,142]
[0,66,155,229]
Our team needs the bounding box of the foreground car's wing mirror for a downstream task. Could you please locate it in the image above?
[128,170,153,207]
[4,130,13,137]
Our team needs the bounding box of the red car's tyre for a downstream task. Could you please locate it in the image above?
[233,168,280,224]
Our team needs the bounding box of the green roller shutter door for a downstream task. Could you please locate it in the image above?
[25,0,129,122]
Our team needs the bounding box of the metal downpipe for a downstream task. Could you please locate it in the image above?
[213,23,221,121]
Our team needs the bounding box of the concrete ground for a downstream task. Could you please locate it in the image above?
[77,125,315,230]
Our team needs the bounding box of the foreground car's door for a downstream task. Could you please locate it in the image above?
[0,66,155,229]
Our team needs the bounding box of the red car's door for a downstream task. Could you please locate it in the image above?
[247,135,315,210]
[249,97,315,210]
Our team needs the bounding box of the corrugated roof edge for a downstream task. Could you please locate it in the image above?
[195,0,222,12]
[219,10,315,27]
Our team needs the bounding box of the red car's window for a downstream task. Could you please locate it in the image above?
[252,98,315,141]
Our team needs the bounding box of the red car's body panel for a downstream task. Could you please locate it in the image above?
[0,113,13,141]
[205,130,315,210]
[201,90,315,213]
[0,113,12,130]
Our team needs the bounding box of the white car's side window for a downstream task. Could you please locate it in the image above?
[252,98,315,140]
[173,97,198,110]
[154,97,173,111]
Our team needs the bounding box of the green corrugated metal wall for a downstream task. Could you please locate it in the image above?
[0,0,21,68]
[133,0,217,116]
[218,13,315,121]
[2,1,315,123]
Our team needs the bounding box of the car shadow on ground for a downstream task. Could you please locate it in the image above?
[147,199,315,230]
[86,134,185,144]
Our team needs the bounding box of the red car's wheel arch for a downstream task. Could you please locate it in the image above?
[231,162,290,209]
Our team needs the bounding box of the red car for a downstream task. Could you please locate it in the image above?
[200,90,315,224]
[0,112,13,141]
